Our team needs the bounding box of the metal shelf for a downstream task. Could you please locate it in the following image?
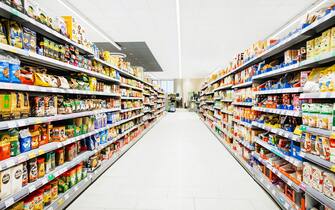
[0,2,93,55]
[213,84,233,92]
[234,136,254,150]
[221,98,233,103]
[254,87,303,95]
[228,11,335,74]
[254,137,302,167]
[44,116,164,210]
[252,152,302,192]
[0,152,92,210]
[301,183,335,209]
[251,121,301,142]
[232,81,252,89]
[232,102,253,107]
[0,108,120,131]
[205,100,214,104]
[232,119,253,128]
[120,107,144,113]
[220,109,233,115]
[201,118,297,210]
[299,92,335,99]
[0,43,120,83]
[0,82,120,96]
[252,107,301,117]
[299,152,335,172]
[121,96,144,100]
[301,126,332,137]
[120,83,144,91]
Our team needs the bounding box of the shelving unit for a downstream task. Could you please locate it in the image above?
[0,2,166,210]
[199,4,335,210]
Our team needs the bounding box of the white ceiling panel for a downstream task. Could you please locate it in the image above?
[38,0,318,79]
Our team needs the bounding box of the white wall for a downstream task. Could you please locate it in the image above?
[174,78,204,107]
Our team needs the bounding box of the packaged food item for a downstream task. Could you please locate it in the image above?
[50,180,58,200]
[8,56,21,83]
[44,95,57,116]
[62,16,79,43]
[43,184,52,206]
[323,172,335,200]
[331,27,335,52]
[24,0,39,19]
[65,143,75,161]
[30,96,45,117]
[23,27,37,52]
[29,128,40,150]
[51,126,67,142]
[311,164,324,192]
[28,158,37,183]
[0,53,10,82]
[23,196,34,210]
[11,164,23,193]
[22,162,28,186]
[37,157,45,178]
[69,168,76,187]
[7,20,23,48]
[321,29,332,54]
[11,0,24,12]
[0,168,11,199]
[0,21,7,45]
[55,148,65,166]
[306,39,315,60]
[19,128,32,153]
[0,131,11,160]
[9,128,20,157]
[58,177,69,193]
[33,189,44,210]
[8,200,24,210]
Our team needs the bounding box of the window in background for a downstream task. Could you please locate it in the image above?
[153,80,174,94]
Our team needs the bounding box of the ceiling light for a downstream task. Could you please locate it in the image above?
[56,0,121,51]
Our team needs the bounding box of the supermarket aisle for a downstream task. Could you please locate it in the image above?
[67,110,279,210]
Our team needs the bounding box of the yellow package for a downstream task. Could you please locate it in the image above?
[89,77,97,91]
[306,39,315,59]
[331,27,335,51]
[62,16,78,43]
[33,72,51,87]
[321,29,331,54]
[314,36,322,57]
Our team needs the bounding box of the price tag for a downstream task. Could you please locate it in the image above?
[64,193,69,200]
[42,178,48,185]
[57,198,64,206]
[284,202,289,209]
[38,149,45,155]
[6,159,15,168]
[74,186,79,192]
[271,189,276,195]
[28,152,36,159]
[287,180,293,187]
[28,185,36,193]
[17,119,27,127]
[48,207,54,210]
[5,197,14,207]
[8,121,16,128]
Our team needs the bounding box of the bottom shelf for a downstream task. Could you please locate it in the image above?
[200,116,299,210]
[46,114,165,210]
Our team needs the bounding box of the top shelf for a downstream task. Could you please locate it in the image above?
[201,10,335,88]
[0,2,93,55]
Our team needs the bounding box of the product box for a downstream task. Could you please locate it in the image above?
[62,16,78,43]
[11,164,23,193]
[323,172,335,200]
[331,27,335,51]
[0,168,11,200]
[311,164,324,192]
[306,39,315,60]
[314,36,322,57]
[321,29,332,54]
[330,135,335,163]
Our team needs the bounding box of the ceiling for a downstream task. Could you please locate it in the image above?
[37,0,318,79]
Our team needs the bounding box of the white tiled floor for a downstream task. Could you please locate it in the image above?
[67,110,280,210]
